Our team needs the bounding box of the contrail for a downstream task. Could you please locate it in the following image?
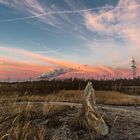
[0,4,140,23]
[70,3,140,40]
[1,4,140,23]
[0,6,114,22]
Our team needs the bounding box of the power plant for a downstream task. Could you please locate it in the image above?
[38,68,73,80]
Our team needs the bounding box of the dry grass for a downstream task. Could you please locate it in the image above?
[5,90,140,106]
[96,91,140,105]
[0,90,140,140]
[53,90,140,105]
[0,96,67,140]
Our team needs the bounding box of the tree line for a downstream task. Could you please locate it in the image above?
[0,78,140,95]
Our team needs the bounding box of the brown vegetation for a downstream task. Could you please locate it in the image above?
[0,82,140,140]
[5,90,139,106]
[0,94,140,140]
[0,96,67,140]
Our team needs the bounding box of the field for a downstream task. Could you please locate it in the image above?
[4,90,140,105]
[0,89,140,140]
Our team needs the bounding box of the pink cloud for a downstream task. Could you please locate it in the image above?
[1,44,140,80]
[0,55,139,80]
[83,0,140,70]
[83,0,140,42]
[84,12,106,32]
[0,46,114,73]
[0,57,54,80]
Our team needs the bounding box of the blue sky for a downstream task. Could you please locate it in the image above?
[0,0,140,80]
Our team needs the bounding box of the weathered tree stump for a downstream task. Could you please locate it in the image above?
[71,82,109,136]
[82,82,109,136]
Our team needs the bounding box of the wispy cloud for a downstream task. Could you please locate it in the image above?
[0,56,54,80]
[83,0,140,46]
[0,46,101,73]
[0,1,114,23]
[1,0,139,38]
[0,0,58,26]
[79,0,140,70]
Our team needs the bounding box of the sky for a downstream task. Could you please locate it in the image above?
[0,0,140,81]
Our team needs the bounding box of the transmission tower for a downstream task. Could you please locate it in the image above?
[131,58,136,79]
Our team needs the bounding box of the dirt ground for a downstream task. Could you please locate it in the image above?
[20,105,140,140]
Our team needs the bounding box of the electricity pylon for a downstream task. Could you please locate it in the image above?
[131,58,136,79]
